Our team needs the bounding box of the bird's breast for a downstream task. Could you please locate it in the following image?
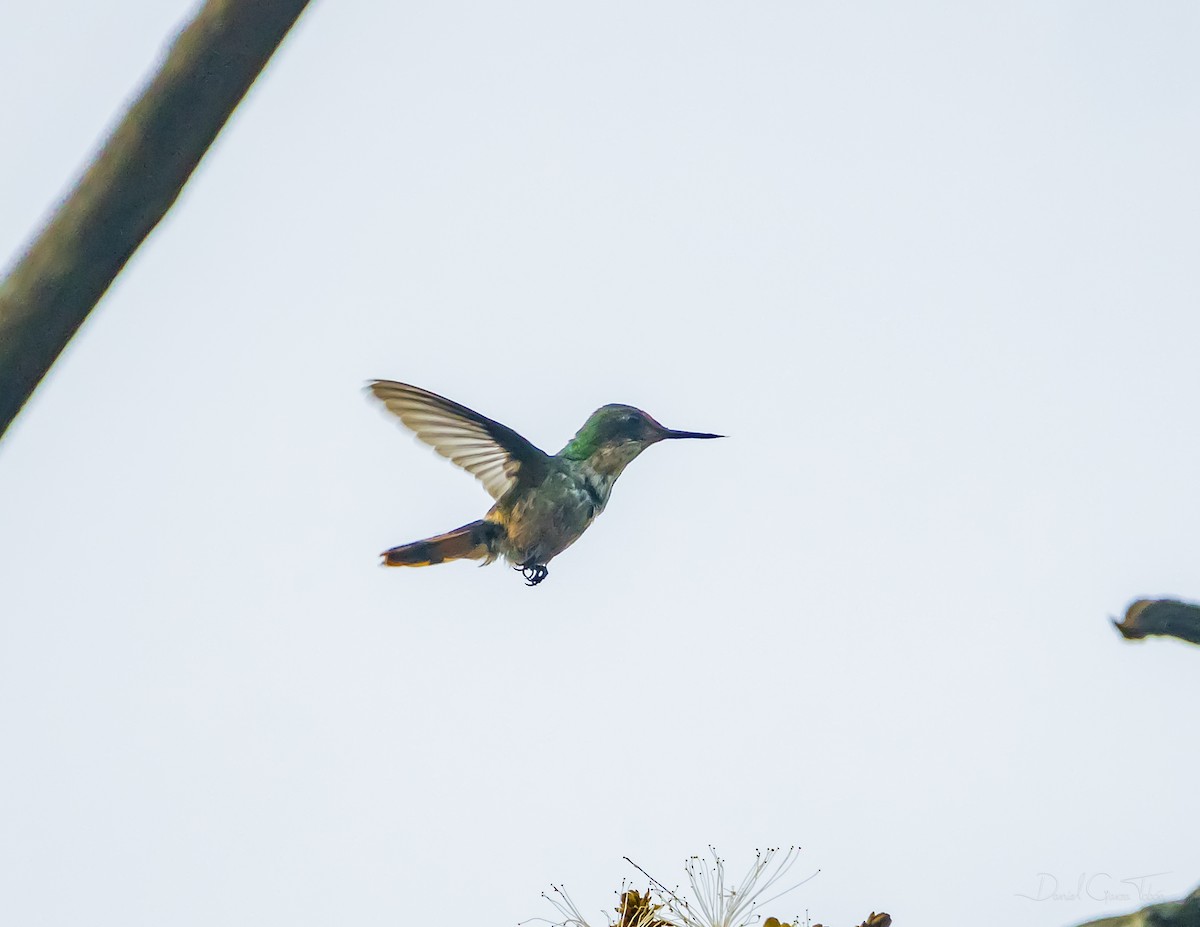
[499,469,608,563]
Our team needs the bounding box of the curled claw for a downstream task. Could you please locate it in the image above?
[517,563,549,586]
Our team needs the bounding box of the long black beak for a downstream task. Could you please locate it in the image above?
[662,428,724,440]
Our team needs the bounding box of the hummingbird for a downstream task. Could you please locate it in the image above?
[369,380,722,585]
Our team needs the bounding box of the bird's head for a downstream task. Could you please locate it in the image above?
[561,404,722,476]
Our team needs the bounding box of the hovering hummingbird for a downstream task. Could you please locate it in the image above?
[369,381,722,585]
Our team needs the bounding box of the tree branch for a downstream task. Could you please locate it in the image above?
[0,0,312,442]
[1073,884,1200,926]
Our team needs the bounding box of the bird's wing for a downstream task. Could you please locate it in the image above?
[369,380,550,501]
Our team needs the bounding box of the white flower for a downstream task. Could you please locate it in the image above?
[528,848,816,927]
[527,884,601,927]
[646,847,815,927]
[527,883,664,927]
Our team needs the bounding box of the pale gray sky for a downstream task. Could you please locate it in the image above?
[2,2,1198,926]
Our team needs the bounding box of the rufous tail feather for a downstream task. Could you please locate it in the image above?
[381,520,503,568]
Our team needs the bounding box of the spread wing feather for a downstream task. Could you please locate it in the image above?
[369,381,550,501]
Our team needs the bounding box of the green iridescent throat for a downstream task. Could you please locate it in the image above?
[561,421,603,460]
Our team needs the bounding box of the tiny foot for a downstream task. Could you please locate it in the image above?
[517,562,549,586]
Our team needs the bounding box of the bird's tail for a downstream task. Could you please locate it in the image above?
[381,519,504,568]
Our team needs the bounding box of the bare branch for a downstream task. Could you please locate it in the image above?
[0,0,312,442]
